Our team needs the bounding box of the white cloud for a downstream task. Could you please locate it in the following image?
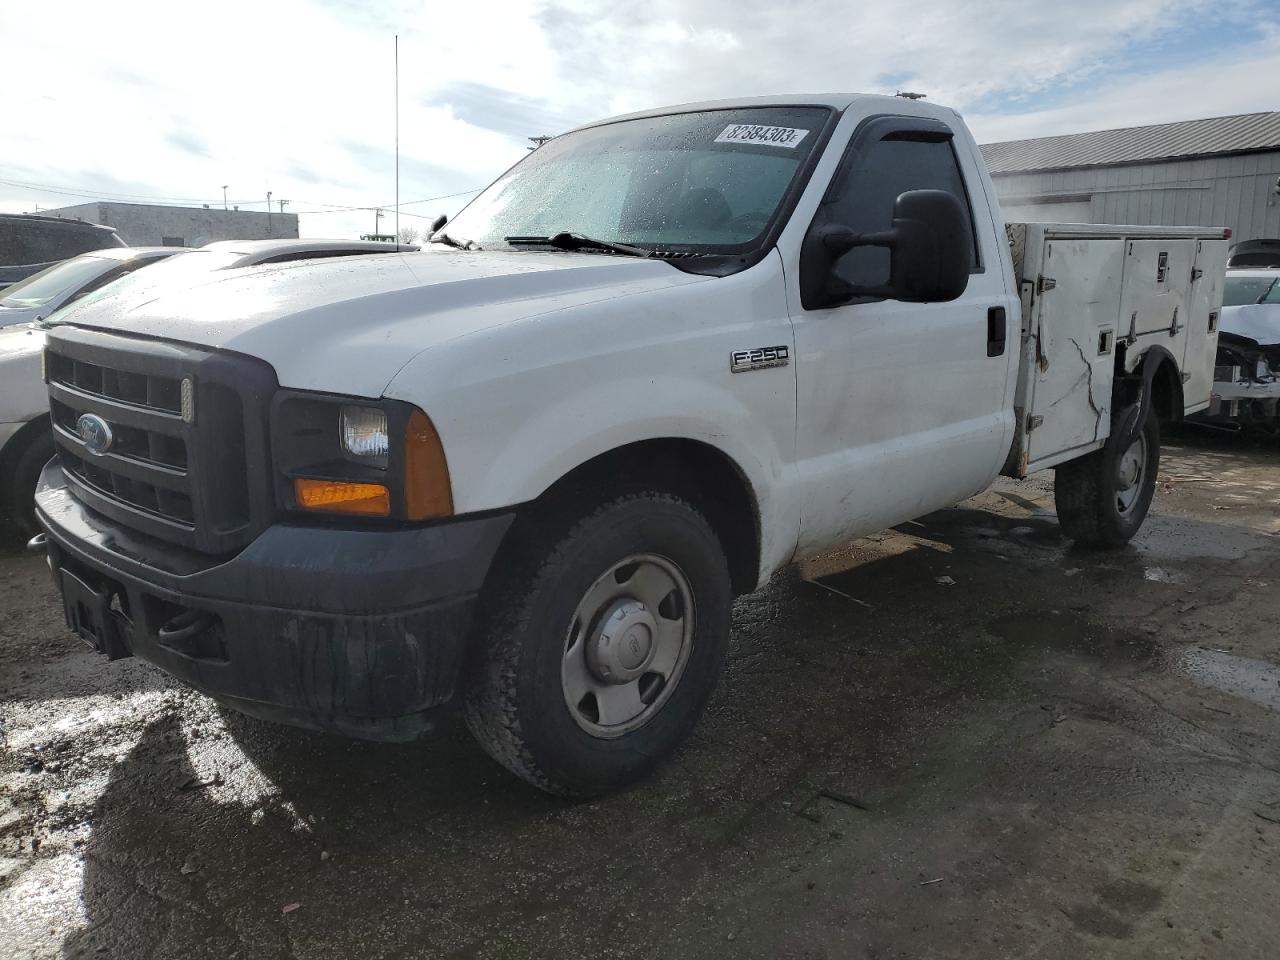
[965,36,1280,142]
[0,0,1275,239]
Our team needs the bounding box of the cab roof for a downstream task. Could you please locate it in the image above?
[568,93,961,135]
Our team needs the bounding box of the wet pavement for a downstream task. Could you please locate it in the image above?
[2,436,1279,959]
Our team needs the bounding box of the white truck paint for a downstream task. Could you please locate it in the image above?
[35,94,1229,795]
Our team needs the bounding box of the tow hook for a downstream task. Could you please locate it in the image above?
[157,609,219,649]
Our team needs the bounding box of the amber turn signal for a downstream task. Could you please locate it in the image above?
[294,478,391,516]
[404,408,454,520]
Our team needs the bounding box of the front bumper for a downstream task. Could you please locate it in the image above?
[35,461,513,740]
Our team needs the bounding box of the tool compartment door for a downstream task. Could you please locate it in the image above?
[1027,238,1123,466]
[1117,239,1197,339]
[1183,239,1230,413]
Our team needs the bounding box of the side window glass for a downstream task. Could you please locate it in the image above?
[65,262,142,304]
[828,135,979,291]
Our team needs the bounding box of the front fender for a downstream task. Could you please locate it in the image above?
[483,376,779,515]
[383,251,800,582]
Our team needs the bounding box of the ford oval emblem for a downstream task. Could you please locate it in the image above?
[76,413,114,456]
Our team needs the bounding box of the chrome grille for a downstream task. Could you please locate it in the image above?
[44,329,275,554]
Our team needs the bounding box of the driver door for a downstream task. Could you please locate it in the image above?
[789,117,1016,553]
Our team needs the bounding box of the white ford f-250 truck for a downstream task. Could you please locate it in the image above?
[32,94,1228,796]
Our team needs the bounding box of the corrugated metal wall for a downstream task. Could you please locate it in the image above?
[990,150,1280,240]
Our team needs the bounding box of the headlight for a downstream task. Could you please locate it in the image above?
[272,395,453,521]
[341,405,389,459]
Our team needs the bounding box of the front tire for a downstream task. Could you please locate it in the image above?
[1054,402,1160,547]
[463,491,732,797]
[4,426,54,538]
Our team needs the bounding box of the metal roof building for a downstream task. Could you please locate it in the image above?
[981,112,1280,242]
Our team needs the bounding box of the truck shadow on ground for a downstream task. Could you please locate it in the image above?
[60,496,1248,959]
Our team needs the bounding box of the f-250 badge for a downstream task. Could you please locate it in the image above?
[730,345,790,373]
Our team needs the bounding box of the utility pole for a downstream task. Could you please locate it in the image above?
[267,191,273,234]
[374,208,384,235]
[221,185,228,210]
[394,34,400,250]
[528,135,553,150]
[277,199,289,214]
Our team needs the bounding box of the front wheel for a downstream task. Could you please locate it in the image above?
[4,426,54,538]
[1054,401,1160,547]
[463,491,732,797]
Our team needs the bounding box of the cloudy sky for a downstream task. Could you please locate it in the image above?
[2,0,1277,239]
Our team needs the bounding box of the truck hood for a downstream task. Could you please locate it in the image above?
[1221,303,1280,347]
[51,249,709,396]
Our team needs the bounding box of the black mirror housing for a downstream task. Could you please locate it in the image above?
[884,189,971,302]
[801,188,972,308]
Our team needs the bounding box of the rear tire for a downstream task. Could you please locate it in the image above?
[1054,402,1159,547]
[4,426,54,538]
[463,491,732,797]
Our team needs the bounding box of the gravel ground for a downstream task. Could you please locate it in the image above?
[2,435,1279,959]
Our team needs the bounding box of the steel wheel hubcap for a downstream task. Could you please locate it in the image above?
[561,554,695,738]
[1116,433,1148,515]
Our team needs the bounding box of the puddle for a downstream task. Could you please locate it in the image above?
[986,610,1158,663]
[1181,649,1280,711]
[901,509,1068,562]
[1133,515,1270,561]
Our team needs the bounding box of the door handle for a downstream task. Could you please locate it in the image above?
[987,307,1007,358]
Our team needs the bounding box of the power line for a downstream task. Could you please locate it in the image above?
[290,187,484,212]
[0,176,244,206]
[396,188,484,206]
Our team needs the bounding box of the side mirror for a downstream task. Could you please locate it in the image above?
[801,189,972,308]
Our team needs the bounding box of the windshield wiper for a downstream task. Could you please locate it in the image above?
[505,232,652,258]
[428,232,479,250]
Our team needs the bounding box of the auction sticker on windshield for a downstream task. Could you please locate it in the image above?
[714,124,809,148]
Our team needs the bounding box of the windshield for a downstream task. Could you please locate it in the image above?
[0,255,116,308]
[1223,275,1279,306]
[444,106,832,254]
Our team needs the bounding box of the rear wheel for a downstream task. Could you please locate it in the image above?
[463,491,732,797]
[1054,401,1159,547]
[4,426,54,538]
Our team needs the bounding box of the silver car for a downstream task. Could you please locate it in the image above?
[0,247,180,328]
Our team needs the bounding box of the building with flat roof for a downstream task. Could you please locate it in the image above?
[41,201,298,248]
[982,112,1280,242]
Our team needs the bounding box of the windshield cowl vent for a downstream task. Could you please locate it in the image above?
[649,250,708,260]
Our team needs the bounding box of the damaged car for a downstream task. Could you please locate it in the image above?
[1190,267,1280,435]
